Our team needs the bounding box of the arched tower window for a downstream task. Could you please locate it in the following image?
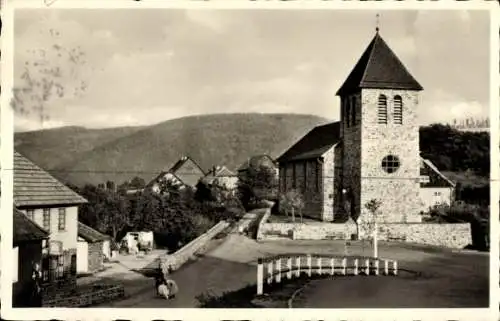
[345,99,351,128]
[393,95,403,124]
[351,96,356,126]
[377,94,388,124]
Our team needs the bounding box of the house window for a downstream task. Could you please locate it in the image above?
[378,94,388,124]
[58,208,66,231]
[351,96,356,126]
[394,95,403,124]
[419,175,430,184]
[381,155,400,174]
[434,191,442,196]
[43,209,51,231]
[292,163,296,188]
[26,209,34,221]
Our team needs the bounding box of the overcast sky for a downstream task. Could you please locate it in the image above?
[13,9,490,132]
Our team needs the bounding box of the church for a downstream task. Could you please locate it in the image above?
[277,30,455,224]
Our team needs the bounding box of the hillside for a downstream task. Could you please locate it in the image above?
[14,125,145,171]
[14,113,330,186]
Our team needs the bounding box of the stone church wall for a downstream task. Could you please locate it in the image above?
[341,93,362,222]
[321,147,336,222]
[279,159,324,222]
[360,88,421,224]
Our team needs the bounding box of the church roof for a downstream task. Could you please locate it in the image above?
[277,122,341,163]
[336,32,423,96]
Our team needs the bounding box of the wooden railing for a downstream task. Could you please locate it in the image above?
[256,254,398,295]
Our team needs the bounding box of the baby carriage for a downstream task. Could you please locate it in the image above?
[155,269,179,300]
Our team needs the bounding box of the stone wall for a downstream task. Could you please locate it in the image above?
[42,284,125,307]
[259,221,357,240]
[375,223,472,249]
[259,220,471,249]
[87,241,104,273]
[255,207,272,240]
[160,220,229,271]
[322,146,336,222]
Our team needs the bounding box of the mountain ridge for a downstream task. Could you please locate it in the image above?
[15,113,331,186]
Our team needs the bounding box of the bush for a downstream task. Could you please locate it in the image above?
[426,202,489,251]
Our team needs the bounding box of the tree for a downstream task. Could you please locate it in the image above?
[78,184,130,241]
[237,161,278,209]
[364,199,382,258]
[12,29,89,128]
[279,189,304,222]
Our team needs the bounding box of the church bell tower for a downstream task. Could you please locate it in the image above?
[336,28,423,225]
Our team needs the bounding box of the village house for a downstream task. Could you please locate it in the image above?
[145,156,206,193]
[12,208,49,307]
[277,30,455,224]
[419,158,456,211]
[14,151,87,290]
[203,165,238,190]
[77,222,111,274]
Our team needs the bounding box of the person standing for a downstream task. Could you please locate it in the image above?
[31,263,42,307]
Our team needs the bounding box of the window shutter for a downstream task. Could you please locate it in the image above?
[378,95,388,124]
[394,96,403,124]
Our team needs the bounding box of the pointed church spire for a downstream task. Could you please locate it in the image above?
[375,13,380,33]
[336,30,423,96]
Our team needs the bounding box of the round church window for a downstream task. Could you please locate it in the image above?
[381,155,400,173]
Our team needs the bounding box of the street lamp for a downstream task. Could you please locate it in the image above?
[342,188,348,257]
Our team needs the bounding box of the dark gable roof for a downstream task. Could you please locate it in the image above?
[277,122,341,163]
[420,158,455,188]
[14,151,88,207]
[336,32,423,96]
[146,156,205,189]
[78,222,111,243]
[14,208,49,243]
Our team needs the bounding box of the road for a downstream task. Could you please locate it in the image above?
[90,234,489,308]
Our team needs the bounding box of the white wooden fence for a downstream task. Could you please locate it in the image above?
[256,254,398,295]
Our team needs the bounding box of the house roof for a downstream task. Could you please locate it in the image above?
[14,208,49,243]
[277,122,341,163]
[146,156,205,189]
[14,151,88,207]
[203,166,237,184]
[78,222,111,243]
[336,32,423,96]
[420,158,455,188]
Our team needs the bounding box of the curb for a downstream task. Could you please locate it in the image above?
[287,286,304,308]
